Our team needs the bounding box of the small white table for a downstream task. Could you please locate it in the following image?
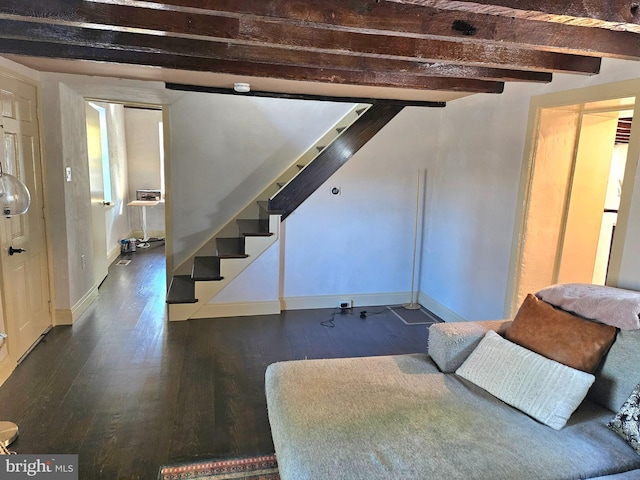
[127,200,163,243]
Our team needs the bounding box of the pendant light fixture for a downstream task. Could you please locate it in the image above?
[0,163,31,217]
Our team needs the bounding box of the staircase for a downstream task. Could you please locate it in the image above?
[167,103,404,321]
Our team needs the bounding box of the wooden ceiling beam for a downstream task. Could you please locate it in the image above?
[151,0,640,59]
[386,0,640,33]
[0,20,551,84]
[0,3,600,75]
[166,83,447,108]
[0,39,505,94]
[0,0,636,61]
[237,17,597,75]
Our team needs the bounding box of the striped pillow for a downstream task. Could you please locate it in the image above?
[456,330,595,430]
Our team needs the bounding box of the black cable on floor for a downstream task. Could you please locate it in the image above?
[320,307,389,327]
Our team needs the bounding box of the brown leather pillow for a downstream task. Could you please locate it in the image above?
[505,294,617,373]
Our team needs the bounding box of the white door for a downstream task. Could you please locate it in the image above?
[85,102,108,287]
[0,73,52,362]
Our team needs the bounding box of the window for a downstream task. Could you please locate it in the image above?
[87,102,113,204]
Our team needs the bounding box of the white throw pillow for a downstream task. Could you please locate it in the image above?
[456,330,595,430]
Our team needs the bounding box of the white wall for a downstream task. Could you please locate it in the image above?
[41,81,96,312]
[418,58,640,321]
[169,93,355,269]
[282,107,437,304]
[210,239,280,304]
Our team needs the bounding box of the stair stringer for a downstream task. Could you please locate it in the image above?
[267,104,371,197]
[172,103,370,276]
[168,214,281,321]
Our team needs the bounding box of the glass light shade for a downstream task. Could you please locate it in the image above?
[0,172,31,217]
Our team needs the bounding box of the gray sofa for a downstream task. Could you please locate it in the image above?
[266,288,640,479]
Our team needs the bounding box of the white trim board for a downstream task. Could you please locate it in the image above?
[418,291,467,323]
[175,293,412,321]
[283,292,411,311]
[108,245,123,266]
[178,292,461,321]
[194,301,281,319]
[55,286,99,325]
[0,352,15,388]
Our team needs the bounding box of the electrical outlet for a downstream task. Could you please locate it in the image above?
[338,299,352,310]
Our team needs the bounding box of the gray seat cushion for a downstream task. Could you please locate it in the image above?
[266,354,640,480]
[428,320,511,372]
[589,328,640,412]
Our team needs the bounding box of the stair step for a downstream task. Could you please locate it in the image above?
[192,256,224,281]
[166,275,198,304]
[237,219,273,237]
[257,200,284,215]
[335,126,346,134]
[216,237,248,258]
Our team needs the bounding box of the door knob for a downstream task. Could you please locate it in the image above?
[8,246,25,256]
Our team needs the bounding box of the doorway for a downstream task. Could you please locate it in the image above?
[592,121,630,285]
[83,101,166,284]
[507,86,640,316]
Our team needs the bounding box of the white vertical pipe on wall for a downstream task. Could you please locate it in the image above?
[404,169,425,310]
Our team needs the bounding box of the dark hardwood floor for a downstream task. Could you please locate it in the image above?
[0,245,429,479]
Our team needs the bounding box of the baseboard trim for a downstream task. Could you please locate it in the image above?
[130,230,166,240]
[178,293,456,319]
[108,245,122,266]
[55,286,99,326]
[418,291,467,323]
[0,353,15,388]
[282,292,411,311]
[193,301,281,319]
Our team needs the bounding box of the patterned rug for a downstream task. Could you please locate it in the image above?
[158,454,279,480]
